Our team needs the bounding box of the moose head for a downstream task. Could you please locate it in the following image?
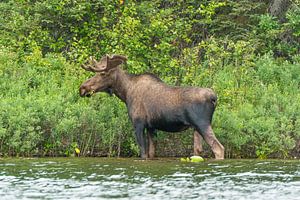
[79,54,127,97]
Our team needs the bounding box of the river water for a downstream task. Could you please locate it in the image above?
[0,158,299,199]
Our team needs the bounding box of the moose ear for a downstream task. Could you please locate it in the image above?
[108,55,127,68]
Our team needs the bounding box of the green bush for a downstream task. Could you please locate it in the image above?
[211,55,300,158]
[0,48,137,157]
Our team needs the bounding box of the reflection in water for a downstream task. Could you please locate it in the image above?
[0,158,299,199]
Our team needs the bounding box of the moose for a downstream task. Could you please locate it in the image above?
[79,54,224,159]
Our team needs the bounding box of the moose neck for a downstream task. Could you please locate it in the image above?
[111,67,132,103]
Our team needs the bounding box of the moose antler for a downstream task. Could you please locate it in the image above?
[81,54,127,72]
[108,54,127,69]
[110,54,127,61]
[81,56,101,72]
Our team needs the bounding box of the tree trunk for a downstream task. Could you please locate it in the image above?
[268,0,291,22]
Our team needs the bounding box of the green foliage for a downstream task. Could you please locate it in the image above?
[0,0,299,158]
[0,48,136,156]
[286,5,300,37]
[212,55,300,158]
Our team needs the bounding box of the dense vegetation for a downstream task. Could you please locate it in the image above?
[0,0,299,158]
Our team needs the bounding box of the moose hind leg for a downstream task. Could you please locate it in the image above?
[196,124,224,159]
[147,129,155,159]
[193,130,203,156]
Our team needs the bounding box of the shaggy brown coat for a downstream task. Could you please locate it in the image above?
[80,55,224,159]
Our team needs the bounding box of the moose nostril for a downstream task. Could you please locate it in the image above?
[79,86,87,97]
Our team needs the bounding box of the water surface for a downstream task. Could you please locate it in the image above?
[0,158,299,199]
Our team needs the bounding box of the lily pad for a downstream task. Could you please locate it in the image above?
[180,156,204,162]
[190,156,204,162]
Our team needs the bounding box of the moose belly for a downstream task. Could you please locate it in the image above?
[150,119,189,132]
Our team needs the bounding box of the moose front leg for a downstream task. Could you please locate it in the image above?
[134,122,147,159]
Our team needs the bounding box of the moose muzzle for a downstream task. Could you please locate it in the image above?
[79,86,94,97]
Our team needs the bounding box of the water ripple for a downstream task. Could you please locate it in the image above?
[0,158,299,199]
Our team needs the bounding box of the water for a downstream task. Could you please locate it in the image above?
[0,158,299,200]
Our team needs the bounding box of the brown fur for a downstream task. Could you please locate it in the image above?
[80,55,224,159]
